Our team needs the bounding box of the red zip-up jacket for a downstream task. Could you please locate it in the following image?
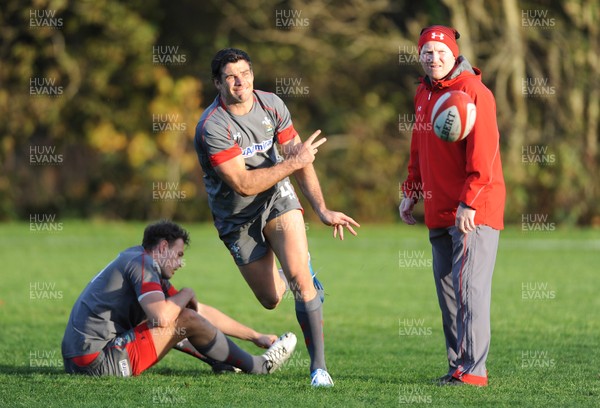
[402,57,505,230]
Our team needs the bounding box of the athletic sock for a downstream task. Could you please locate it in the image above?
[195,330,266,374]
[295,295,326,372]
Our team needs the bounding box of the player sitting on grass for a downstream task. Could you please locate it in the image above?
[61,220,296,377]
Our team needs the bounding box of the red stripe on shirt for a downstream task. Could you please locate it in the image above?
[277,124,298,145]
[166,285,179,297]
[140,252,162,295]
[142,281,162,294]
[209,145,242,167]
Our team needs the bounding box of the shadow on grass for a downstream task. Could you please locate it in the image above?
[146,366,215,377]
[0,365,65,376]
[0,364,215,378]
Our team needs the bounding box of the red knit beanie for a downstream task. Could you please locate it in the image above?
[418,25,460,57]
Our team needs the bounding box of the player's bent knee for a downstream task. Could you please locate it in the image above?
[176,308,205,328]
[175,308,218,342]
[258,294,281,310]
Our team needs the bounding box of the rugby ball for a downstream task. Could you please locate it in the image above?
[431,90,476,142]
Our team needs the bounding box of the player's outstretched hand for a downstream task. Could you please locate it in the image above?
[319,209,360,240]
[252,333,278,349]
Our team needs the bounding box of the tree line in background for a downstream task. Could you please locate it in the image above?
[1,0,598,226]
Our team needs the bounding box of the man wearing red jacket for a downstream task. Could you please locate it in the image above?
[400,25,505,386]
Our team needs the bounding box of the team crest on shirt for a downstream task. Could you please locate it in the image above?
[262,116,274,133]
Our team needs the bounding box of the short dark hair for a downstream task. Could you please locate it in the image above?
[142,220,190,250]
[211,48,252,81]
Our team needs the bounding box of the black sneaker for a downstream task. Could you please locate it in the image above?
[438,376,465,386]
[434,374,452,385]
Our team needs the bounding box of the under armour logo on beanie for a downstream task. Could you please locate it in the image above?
[418,25,460,57]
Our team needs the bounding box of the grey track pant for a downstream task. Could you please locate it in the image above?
[429,225,500,380]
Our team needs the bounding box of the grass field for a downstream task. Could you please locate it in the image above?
[0,221,598,407]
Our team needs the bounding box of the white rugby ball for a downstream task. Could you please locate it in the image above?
[431,90,477,142]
